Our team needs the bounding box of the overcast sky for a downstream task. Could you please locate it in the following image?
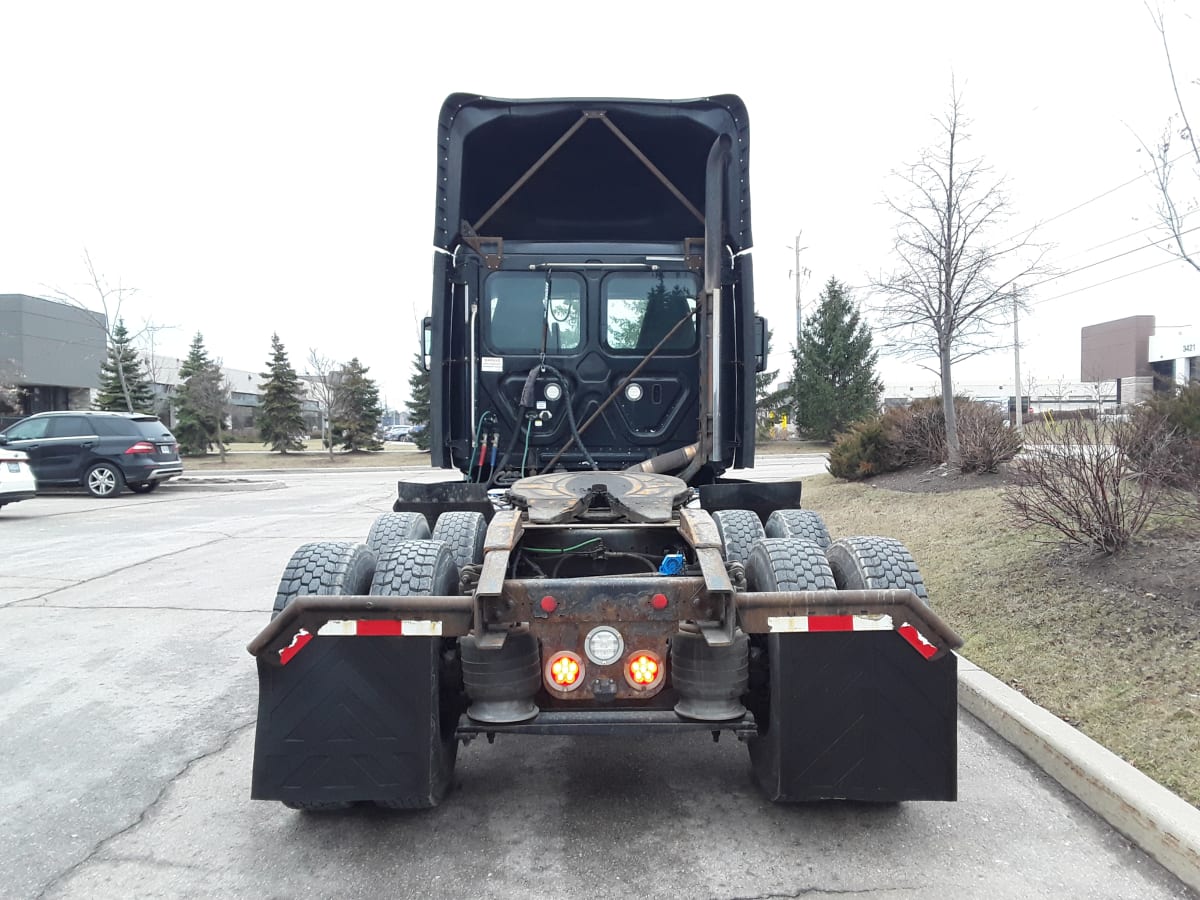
[1,1,1196,406]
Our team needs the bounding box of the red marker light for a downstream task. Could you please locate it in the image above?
[626,651,664,689]
[546,651,584,691]
[540,595,558,613]
[651,593,669,610]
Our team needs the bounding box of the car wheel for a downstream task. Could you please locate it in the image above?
[127,481,159,494]
[85,463,125,498]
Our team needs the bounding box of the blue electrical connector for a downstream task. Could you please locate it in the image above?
[658,553,686,576]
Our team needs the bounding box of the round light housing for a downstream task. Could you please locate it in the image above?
[624,383,644,402]
[545,651,584,691]
[584,626,625,666]
[625,651,664,690]
[545,383,562,401]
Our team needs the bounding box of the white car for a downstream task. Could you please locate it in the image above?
[0,446,37,510]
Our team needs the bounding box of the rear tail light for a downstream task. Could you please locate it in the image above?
[124,441,155,455]
[626,651,664,690]
[546,651,584,691]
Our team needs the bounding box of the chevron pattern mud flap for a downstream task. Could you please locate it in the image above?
[251,636,447,807]
[749,631,957,802]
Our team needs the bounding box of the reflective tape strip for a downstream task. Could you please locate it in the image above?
[765,614,938,659]
[898,623,938,659]
[279,629,312,665]
[317,619,442,637]
[767,614,894,633]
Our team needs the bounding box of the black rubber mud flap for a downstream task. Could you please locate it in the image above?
[393,480,493,529]
[749,631,957,802]
[251,636,446,807]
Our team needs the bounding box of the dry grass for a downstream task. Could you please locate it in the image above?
[756,439,831,455]
[801,474,1200,806]
[182,443,431,470]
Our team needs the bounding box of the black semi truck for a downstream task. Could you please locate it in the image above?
[248,94,960,810]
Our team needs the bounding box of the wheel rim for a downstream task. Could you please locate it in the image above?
[89,468,116,496]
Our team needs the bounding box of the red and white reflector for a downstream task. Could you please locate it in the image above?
[765,614,939,659]
[317,619,442,637]
[277,619,443,665]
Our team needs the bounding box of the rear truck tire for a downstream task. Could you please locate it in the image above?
[365,511,430,557]
[711,508,766,567]
[252,539,465,811]
[763,509,831,549]
[126,481,159,494]
[825,535,929,603]
[257,541,377,811]
[430,510,487,569]
[744,536,956,803]
[368,539,462,809]
[85,462,124,498]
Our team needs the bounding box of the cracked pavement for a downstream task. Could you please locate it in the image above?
[1,467,1194,899]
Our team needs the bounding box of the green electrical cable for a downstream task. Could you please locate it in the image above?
[466,412,490,483]
[522,538,603,554]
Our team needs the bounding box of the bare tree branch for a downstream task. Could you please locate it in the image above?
[871,87,1049,470]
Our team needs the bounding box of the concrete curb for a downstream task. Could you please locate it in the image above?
[958,654,1200,892]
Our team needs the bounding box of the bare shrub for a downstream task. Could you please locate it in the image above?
[957,402,1023,473]
[885,396,1020,473]
[1003,416,1178,554]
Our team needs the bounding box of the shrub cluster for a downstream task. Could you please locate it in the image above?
[1003,415,1179,554]
[827,397,1020,480]
[826,417,899,480]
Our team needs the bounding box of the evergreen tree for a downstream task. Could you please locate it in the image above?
[790,278,883,441]
[95,319,155,412]
[405,350,431,452]
[258,333,307,452]
[174,332,223,455]
[331,357,383,451]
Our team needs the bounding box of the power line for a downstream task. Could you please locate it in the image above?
[1056,209,1197,262]
[1032,256,1185,306]
[1001,149,1195,244]
[1030,224,1200,289]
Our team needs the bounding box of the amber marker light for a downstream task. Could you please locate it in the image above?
[546,651,584,691]
[625,651,664,690]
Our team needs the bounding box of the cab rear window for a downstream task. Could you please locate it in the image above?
[603,273,698,352]
[485,272,582,354]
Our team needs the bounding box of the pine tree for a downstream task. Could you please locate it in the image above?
[405,350,431,452]
[95,320,155,412]
[174,332,223,455]
[258,333,307,452]
[790,278,883,441]
[331,357,383,451]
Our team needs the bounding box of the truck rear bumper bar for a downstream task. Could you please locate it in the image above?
[247,586,962,664]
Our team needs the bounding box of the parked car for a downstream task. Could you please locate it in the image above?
[0,411,184,498]
[383,425,412,442]
[0,446,37,509]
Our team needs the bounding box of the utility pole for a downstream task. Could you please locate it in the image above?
[787,232,808,352]
[794,235,802,349]
[1012,288,1023,433]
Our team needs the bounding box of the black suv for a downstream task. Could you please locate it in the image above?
[0,411,184,497]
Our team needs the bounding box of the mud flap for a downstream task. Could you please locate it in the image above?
[749,631,957,802]
[251,635,447,806]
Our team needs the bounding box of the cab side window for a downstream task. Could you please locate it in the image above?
[5,419,50,440]
[48,415,91,438]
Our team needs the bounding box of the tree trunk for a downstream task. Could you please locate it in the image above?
[940,345,961,471]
